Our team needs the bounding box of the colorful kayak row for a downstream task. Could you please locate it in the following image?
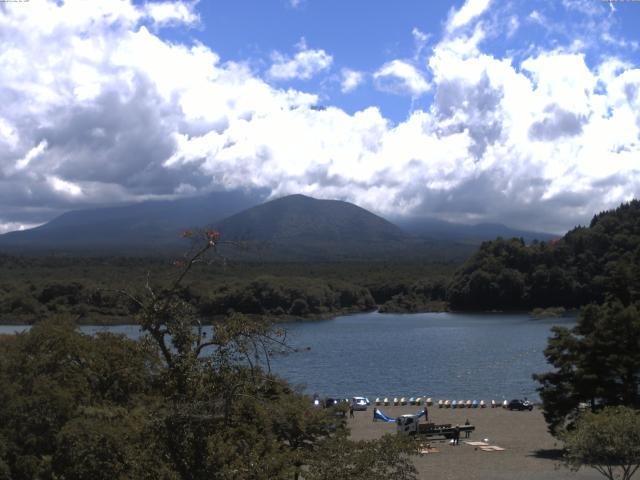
[373,398,510,408]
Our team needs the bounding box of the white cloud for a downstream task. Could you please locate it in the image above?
[0,222,42,235]
[1,0,640,235]
[145,1,199,27]
[412,27,430,60]
[506,15,519,38]
[340,69,365,93]
[15,140,47,171]
[447,0,492,32]
[47,176,83,197]
[373,60,430,97]
[268,39,333,80]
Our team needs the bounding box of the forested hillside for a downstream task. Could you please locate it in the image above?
[448,200,640,310]
[0,256,456,324]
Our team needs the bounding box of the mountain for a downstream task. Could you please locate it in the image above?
[0,191,554,259]
[213,194,417,260]
[216,194,406,243]
[395,217,556,244]
[0,190,264,254]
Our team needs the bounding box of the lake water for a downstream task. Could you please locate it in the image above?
[0,312,574,401]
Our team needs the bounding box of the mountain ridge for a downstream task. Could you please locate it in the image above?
[0,192,555,258]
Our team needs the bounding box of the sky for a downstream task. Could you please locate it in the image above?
[1,0,640,235]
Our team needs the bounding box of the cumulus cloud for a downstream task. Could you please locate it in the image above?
[340,68,365,93]
[145,1,199,27]
[1,0,640,235]
[447,0,492,32]
[373,60,430,97]
[268,39,333,80]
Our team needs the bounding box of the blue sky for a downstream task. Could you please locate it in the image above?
[1,0,640,234]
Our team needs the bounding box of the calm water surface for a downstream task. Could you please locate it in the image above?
[0,312,574,401]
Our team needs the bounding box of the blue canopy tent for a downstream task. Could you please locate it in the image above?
[374,408,425,423]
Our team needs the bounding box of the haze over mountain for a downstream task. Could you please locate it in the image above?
[0,190,264,253]
[0,192,555,259]
[395,217,556,244]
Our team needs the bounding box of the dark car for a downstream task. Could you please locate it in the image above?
[323,398,348,416]
[324,398,339,408]
[507,399,533,411]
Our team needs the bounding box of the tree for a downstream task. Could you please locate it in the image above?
[305,434,418,480]
[0,230,421,479]
[0,318,159,480]
[534,301,640,434]
[561,406,640,480]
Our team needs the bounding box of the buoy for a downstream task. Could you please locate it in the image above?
[458,400,465,409]
[384,397,389,406]
[472,400,478,408]
[426,397,433,406]
[480,400,486,408]
[415,397,422,405]
[502,400,508,408]
[445,400,451,408]
[466,400,472,408]
[393,397,399,406]
[375,398,381,406]
[400,397,407,405]
[452,400,458,408]
[491,400,496,408]
[409,397,415,405]
[438,399,444,408]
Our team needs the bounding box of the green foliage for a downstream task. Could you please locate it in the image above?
[560,406,640,480]
[305,434,418,480]
[53,407,167,480]
[0,254,458,323]
[0,318,159,479]
[378,277,448,313]
[534,301,640,434]
[448,200,640,310]
[202,275,376,318]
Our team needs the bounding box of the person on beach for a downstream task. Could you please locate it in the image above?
[423,405,429,422]
[372,407,377,422]
[453,425,460,445]
[464,418,470,438]
[349,404,354,418]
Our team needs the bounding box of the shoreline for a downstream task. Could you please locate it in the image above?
[0,306,579,327]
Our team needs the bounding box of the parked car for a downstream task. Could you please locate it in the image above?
[352,397,368,411]
[324,398,339,408]
[507,399,533,411]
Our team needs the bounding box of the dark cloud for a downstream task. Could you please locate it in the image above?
[529,105,586,141]
[435,74,504,159]
[39,77,178,191]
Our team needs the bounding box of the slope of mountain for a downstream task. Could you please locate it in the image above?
[216,194,406,243]
[395,217,555,243]
[0,190,555,260]
[213,194,419,260]
[0,190,264,253]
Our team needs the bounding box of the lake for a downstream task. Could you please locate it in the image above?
[0,311,574,401]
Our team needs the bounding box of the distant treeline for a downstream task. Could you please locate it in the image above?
[0,256,456,323]
[448,200,640,310]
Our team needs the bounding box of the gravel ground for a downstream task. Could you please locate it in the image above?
[347,405,602,480]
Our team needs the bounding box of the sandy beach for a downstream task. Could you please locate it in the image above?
[348,405,602,480]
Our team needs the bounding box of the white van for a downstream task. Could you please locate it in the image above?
[352,397,369,411]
